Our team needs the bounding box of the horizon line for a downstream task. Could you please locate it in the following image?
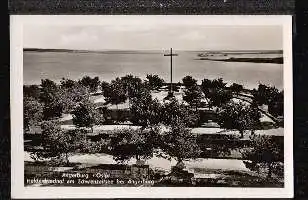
[23,47,283,52]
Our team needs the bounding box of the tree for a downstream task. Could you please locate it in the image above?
[252,84,269,105]
[120,75,144,99]
[211,78,227,89]
[182,75,197,88]
[201,78,232,108]
[24,85,40,100]
[101,81,112,96]
[71,101,105,132]
[182,84,203,110]
[252,84,279,105]
[229,83,244,94]
[32,120,87,165]
[78,76,100,93]
[130,92,162,128]
[210,89,233,108]
[146,74,165,91]
[88,137,111,153]
[58,83,90,113]
[160,120,201,167]
[129,85,163,149]
[217,101,261,138]
[268,90,284,117]
[104,78,127,109]
[42,102,64,120]
[24,96,43,132]
[60,78,76,89]
[40,79,91,119]
[248,101,262,134]
[200,78,212,91]
[162,98,199,127]
[109,128,154,164]
[40,79,63,120]
[252,84,283,117]
[39,79,58,104]
[242,134,283,179]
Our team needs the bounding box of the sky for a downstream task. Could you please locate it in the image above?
[23,25,283,51]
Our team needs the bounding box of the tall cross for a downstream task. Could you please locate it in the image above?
[164,48,178,94]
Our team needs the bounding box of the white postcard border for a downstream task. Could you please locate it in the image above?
[11,15,293,199]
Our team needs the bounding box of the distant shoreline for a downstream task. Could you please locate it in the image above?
[23,48,161,55]
[23,48,283,55]
[197,57,283,64]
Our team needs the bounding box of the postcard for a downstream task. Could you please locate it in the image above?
[11,15,293,198]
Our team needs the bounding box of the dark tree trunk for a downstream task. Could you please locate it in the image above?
[175,159,185,170]
[28,125,32,134]
[267,162,272,178]
[65,152,69,165]
[240,130,244,138]
[128,97,131,109]
[116,104,119,124]
[195,106,200,126]
[136,155,145,166]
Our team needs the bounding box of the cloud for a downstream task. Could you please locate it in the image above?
[178,30,207,41]
[59,28,99,48]
[103,24,157,33]
[24,25,282,51]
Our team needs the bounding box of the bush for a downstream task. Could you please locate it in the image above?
[242,134,283,179]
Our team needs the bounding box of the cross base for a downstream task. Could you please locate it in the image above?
[164,91,175,101]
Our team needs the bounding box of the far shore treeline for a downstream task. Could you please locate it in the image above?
[23,48,283,55]
[24,74,284,180]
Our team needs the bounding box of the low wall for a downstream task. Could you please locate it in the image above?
[25,162,150,186]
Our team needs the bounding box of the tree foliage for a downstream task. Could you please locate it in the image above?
[24,85,40,100]
[146,74,165,91]
[40,79,63,120]
[78,76,100,93]
[217,101,261,138]
[182,84,203,110]
[120,75,145,99]
[39,79,58,104]
[71,101,105,132]
[268,91,284,117]
[101,81,111,94]
[229,83,244,94]
[203,78,227,89]
[201,78,232,107]
[182,75,197,88]
[109,128,155,163]
[24,96,43,132]
[32,120,87,165]
[39,78,92,119]
[162,98,199,127]
[252,84,280,105]
[60,78,77,89]
[242,134,283,178]
[104,78,127,106]
[130,93,162,128]
[252,84,283,117]
[160,120,201,163]
[58,83,90,113]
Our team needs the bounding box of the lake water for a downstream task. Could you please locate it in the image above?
[23,51,283,90]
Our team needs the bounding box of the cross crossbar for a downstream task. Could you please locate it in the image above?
[164,53,178,56]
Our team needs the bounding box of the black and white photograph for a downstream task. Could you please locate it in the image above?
[11,15,293,198]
